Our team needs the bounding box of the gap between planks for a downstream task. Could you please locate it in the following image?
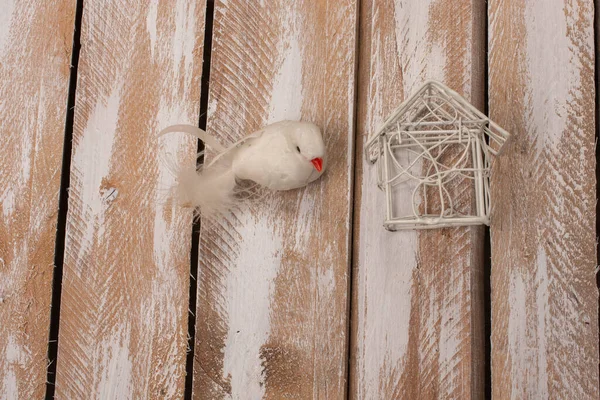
[595,0,600,385]
[46,0,84,398]
[185,0,216,399]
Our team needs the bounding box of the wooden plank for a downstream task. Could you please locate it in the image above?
[193,1,357,398]
[54,1,205,397]
[0,0,76,398]
[488,1,599,398]
[350,1,486,399]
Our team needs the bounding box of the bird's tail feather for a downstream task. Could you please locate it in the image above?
[158,124,226,153]
[174,162,237,219]
[159,124,241,219]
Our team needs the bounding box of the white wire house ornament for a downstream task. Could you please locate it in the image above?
[365,81,510,230]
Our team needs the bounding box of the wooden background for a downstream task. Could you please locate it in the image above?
[0,0,598,399]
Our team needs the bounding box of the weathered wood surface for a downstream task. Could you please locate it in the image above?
[54,0,205,397]
[0,0,76,398]
[193,0,357,398]
[350,1,486,399]
[489,1,599,398]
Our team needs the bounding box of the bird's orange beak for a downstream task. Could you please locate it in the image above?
[311,157,323,172]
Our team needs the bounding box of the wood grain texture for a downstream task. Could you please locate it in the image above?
[0,0,76,398]
[489,1,599,398]
[193,0,357,398]
[350,1,485,399]
[54,0,205,398]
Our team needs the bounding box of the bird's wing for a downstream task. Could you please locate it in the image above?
[206,127,266,167]
[160,123,269,170]
[229,127,266,147]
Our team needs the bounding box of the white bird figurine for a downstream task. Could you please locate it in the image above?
[160,120,326,217]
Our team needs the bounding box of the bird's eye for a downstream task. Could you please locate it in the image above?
[296,146,301,153]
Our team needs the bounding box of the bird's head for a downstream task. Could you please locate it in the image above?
[289,122,326,173]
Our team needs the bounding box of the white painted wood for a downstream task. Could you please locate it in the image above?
[54,1,206,398]
[193,0,357,398]
[351,0,486,398]
[489,0,599,398]
[0,1,76,398]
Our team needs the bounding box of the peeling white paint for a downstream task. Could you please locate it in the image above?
[136,282,184,398]
[222,212,283,399]
[393,1,446,95]
[524,1,575,156]
[0,0,77,396]
[18,91,35,190]
[71,81,121,262]
[148,1,199,392]
[151,0,199,265]
[535,247,549,398]
[207,97,218,119]
[1,84,37,219]
[508,271,532,395]
[221,16,310,393]
[355,197,417,398]
[146,10,200,389]
[153,99,194,269]
[267,8,304,124]
[1,335,25,400]
[146,0,158,57]
[220,14,306,394]
[1,188,15,218]
[0,0,15,56]
[437,267,464,394]
[1,364,17,399]
[172,0,197,83]
[356,0,477,397]
[501,3,594,398]
[293,193,315,250]
[354,2,426,397]
[317,255,335,293]
[96,323,133,399]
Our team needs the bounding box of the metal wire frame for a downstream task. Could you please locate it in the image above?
[365,81,510,230]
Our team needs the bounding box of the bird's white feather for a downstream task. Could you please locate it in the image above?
[175,162,236,218]
[159,124,227,153]
[159,124,236,218]
[159,120,326,218]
